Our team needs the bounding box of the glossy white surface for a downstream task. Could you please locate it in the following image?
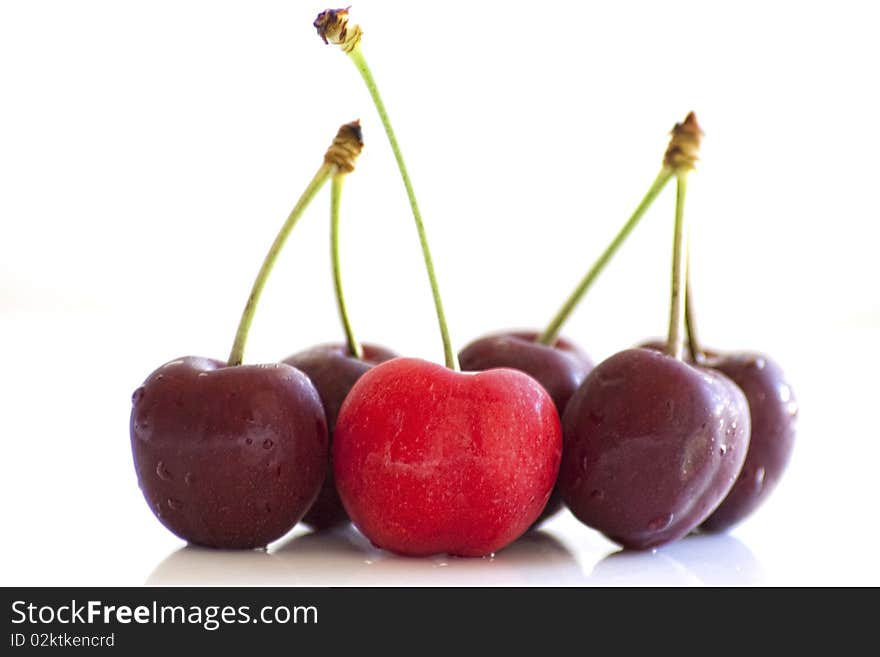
[1,1,879,586]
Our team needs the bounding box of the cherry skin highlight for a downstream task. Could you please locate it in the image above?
[699,351,797,532]
[130,357,328,549]
[559,348,750,550]
[333,357,562,557]
[459,330,593,524]
[284,342,397,529]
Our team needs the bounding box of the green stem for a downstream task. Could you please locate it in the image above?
[228,163,334,366]
[684,247,703,363]
[538,168,675,345]
[331,174,363,359]
[347,44,457,370]
[666,173,689,360]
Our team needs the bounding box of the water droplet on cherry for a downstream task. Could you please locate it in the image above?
[184,472,195,486]
[132,387,144,404]
[167,497,184,511]
[133,414,151,436]
[262,439,274,450]
[778,384,791,403]
[156,461,172,481]
[648,513,673,532]
[755,467,766,491]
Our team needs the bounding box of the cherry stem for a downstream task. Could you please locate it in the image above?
[228,163,333,366]
[228,121,362,366]
[347,46,457,370]
[331,173,363,359]
[539,168,675,345]
[666,173,690,360]
[684,249,704,363]
[315,10,455,368]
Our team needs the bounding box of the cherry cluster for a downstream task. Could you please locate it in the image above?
[130,8,796,557]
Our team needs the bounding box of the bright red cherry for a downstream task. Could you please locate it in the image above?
[333,357,562,557]
[317,8,559,555]
[459,330,592,523]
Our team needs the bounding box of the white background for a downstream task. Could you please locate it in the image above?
[1,1,878,585]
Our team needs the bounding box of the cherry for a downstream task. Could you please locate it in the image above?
[459,331,592,523]
[637,341,798,532]
[460,331,592,416]
[559,113,752,549]
[560,348,750,549]
[640,278,798,531]
[285,343,396,529]
[699,351,797,531]
[317,9,561,555]
[130,122,363,548]
[131,358,326,549]
[334,357,562,557]
[682,281,798,531]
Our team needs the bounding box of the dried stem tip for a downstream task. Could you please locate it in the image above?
[664,112,703,172]
[324,120,364,173]
[314,7,363,53]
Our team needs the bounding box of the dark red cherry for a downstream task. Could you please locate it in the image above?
[637,340,798,531]
[284,343,397,529]
[638,338,687,358]
[459,331,593,412]
[459,330,593,525]
[559,348,750,550]
[130,357,328,549]
[699,352,797,532]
